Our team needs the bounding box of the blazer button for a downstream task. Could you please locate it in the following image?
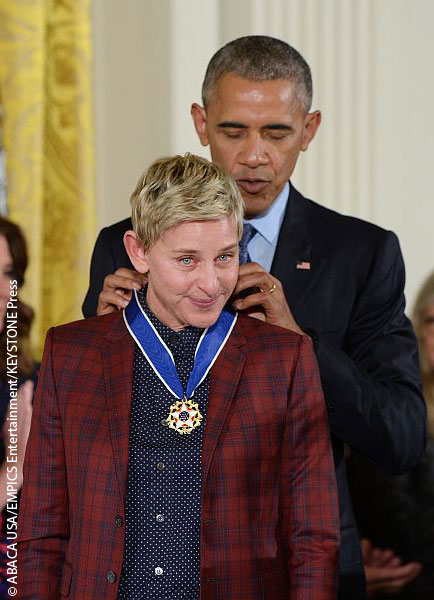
[107,570,116,584]
[115,515,123,527]
[326,403,335,416]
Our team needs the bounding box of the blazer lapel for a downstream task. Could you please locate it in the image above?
[202,321,246,486]
[271,184,327,315]
[101,313,134,511]
[101,313,247,507]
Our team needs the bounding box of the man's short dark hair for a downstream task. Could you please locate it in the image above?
[202,35,313,112]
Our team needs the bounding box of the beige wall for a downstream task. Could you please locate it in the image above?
[92,0,171,226]
[92,0,434,309]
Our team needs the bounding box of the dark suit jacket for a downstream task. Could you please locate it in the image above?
[82,218,134,318]
[271,186,425,597]
[81,184,426,598]
[17,312,339,599]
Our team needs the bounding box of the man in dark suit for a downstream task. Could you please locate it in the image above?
[82,36,426,598]
[18,154,339,599]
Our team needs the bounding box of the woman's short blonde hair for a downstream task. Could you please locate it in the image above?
[130,153,244,250]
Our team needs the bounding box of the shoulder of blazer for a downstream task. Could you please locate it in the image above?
[287,184,390,246]
[49,311,129,346]
[236,313,304,351]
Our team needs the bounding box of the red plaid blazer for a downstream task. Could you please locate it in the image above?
[18,312,339,599]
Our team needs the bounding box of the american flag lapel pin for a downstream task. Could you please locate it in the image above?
[296,261,311,270]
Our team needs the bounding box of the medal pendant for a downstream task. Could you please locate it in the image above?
[165,396,203,435]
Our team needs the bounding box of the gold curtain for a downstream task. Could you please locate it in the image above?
[0,0,96,358]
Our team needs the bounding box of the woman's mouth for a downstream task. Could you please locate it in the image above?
[189,297,219,309]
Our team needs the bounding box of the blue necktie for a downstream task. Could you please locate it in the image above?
[239,222,256,264]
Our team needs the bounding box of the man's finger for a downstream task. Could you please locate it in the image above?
[233,288,275,311]
[379,564,422,591]
[366,561,422,586]
[233,276,276,296]
[97,290,133,316]
[238,261,267,275]
[113,267,145,280]
[103,274,144,293]
[101,290,132,307]
[372,549,399,568]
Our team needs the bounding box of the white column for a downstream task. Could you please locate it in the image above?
[218,0,376,221]
[93,0,172,227]
[278,0,376,221]
[168,0,219,158]
[372,0,434,307]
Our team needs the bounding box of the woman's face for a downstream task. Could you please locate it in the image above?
[0,235,14,331]
[421,304,434,370]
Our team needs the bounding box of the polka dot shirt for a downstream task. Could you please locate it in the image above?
[118,288,209,599]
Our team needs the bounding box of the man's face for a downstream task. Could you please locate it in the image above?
[142,218,239,331]
[192,73,320,218]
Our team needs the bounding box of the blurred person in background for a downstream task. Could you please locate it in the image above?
[0,217,35,596]
[348,270,434,599]
[414,272,434,432]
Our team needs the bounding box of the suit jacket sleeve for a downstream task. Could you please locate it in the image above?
[314,230,426,474]
[281,335,339,599]
[18,329,69,599]
[82,227,118,318]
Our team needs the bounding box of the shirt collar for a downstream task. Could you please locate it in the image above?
[244,182,289,245]
[137,286,204,345]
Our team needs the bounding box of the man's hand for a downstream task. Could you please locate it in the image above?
[96,268,146,316]
[362,539,422,597]
[232,262,304,334]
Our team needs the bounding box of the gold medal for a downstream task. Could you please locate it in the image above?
[164,397,203,435]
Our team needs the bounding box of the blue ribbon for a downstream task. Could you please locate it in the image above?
[124,290,237,399]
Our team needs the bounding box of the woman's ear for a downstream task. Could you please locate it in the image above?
[123,230,149,273]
